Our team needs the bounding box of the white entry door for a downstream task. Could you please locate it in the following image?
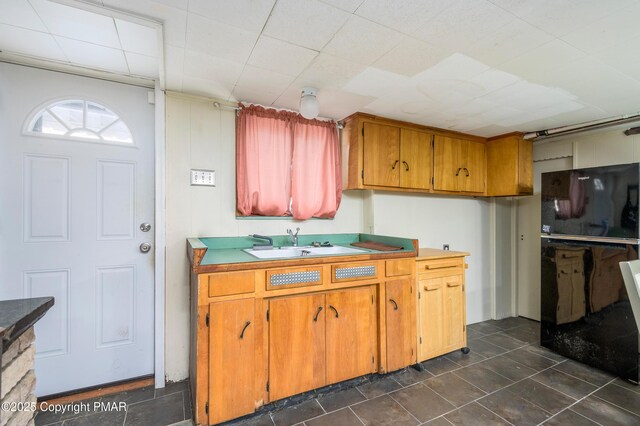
[0,63,155,396]
[516,157,573,320]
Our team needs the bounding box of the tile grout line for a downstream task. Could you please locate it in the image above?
[534,376,620,425]
[386,391,423,425]
[347,406,367,426]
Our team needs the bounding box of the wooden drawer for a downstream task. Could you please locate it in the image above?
[266,266,323,290]
[386,258,415,277]
[208,271,255,297]
[332,262,379,283]
[417,258,463,273]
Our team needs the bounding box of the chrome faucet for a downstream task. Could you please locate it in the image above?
[287,227,300,247]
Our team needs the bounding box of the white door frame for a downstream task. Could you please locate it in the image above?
[154,82,166,389]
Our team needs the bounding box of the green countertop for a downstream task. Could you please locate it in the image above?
[188,233,417,267]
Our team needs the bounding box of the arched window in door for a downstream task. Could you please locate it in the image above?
[25,99,133,144]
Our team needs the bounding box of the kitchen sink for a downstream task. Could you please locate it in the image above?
[244,245,365,259]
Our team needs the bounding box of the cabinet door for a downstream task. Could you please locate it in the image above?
[363,122,400,187]
[461,140,485,193]
[419,276,444,360]
[269,293,325,401]
[386,278,416,371]
[443,274,466,350]
[399,129,432,189]
[325,286,377,383]
[433,136,462,191]
[209,299,256,424]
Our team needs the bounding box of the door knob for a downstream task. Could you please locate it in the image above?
[140,242,152,253]
[140,223,151,232]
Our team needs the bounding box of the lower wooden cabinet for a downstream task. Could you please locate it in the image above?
[269,286,377,402]
[208,299,256,424]
[417,253,468,362]
[385,278,416,371]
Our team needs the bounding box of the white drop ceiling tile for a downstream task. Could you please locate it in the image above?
[298,53,366,89]
[248,36,318,77]
[124,52,158,78]
[498,39,586,84]
[465,124,510,137]
[232,86,280,106]
[235,65,295,95]
[560,3,640,54]
[29,0,121,49]
[115,19,158,56]
[592,37,640,80]
[355,0,451,35]
[470,70,521,94]
[412,53,490,83]
[323,15,403,65]
[164,44,184,91]
[54,36,128,73]
[409,0,512,51]
[372,36,450,77]
[464,19,554,68]
[315,89,376,119]
[150,0,188,10]
[475,105,523,122]
[497,101,585,127]
[0,23,67,62]
[455,98,500,116]
[272,85,301,112]
[0,0,46,31]
[320,0,365,13]
[188,0,274,33]
[186,13,258,64]
[342,66,411,98]
[263,0,349,51]
[182,75,233,100]
[101,0,187,47]
[182,49,243,89]
[447,117,487,132]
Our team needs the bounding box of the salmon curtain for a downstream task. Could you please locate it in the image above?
[236,105,341,219]
[236,105,294,216]
[291,119,341,219]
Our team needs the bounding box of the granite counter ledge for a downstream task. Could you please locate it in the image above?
[187,233,418,274]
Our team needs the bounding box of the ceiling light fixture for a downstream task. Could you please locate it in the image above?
[299,87,320,119]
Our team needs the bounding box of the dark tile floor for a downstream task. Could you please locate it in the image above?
[35,317,640,426]
[34,380,192,426]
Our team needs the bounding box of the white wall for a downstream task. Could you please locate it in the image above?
[164,93,365,381]
[367,192,493,324]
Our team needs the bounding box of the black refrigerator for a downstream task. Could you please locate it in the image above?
[541,163,640,383]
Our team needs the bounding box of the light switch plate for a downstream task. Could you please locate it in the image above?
[190,169,215,186]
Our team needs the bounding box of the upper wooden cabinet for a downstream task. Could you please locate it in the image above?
[433,136,485,193]
[341,112,532,197]
[487,133,533,196]
[361,122,432,190]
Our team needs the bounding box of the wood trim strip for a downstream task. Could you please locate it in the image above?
[37,377,155,406]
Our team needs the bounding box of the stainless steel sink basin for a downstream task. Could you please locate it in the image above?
[244,245,365,259]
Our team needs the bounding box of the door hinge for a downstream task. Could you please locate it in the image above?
[205,313,209,327]
[266,381,270,392]
[420,336,422,344]
[372,355,375,364]
[361,169,364,180]
[371,295,374,305]
[418,291,421,299]
[205,402,209,415]
[431,176,434,185]
[362,126,364,137]
[431,135,434,147]
[266,309,270,322]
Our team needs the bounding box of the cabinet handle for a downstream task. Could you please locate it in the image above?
[455,167,462,176]
[402,161,409,171]
[391,160,399,170]
[424,264,457,270]
[329,305,339,318]
[464,167,470,177]
[424,285,438,291]
[313,306,323,322]
[389,299,398,310]
[239,321,251,339]
[447,282,461,287]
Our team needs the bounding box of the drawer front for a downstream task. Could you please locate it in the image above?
[417,258,463,273]
[332,262,378,283]
[266,267,323,290]
[386,258,415,277]
[208,271,256,297]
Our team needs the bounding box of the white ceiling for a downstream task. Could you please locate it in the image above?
[2,0,640,137]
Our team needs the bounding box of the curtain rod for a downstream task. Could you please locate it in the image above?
[525,112,640,141]
[218,101,344,128]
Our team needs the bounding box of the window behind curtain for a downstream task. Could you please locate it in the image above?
[236,105,341,220]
